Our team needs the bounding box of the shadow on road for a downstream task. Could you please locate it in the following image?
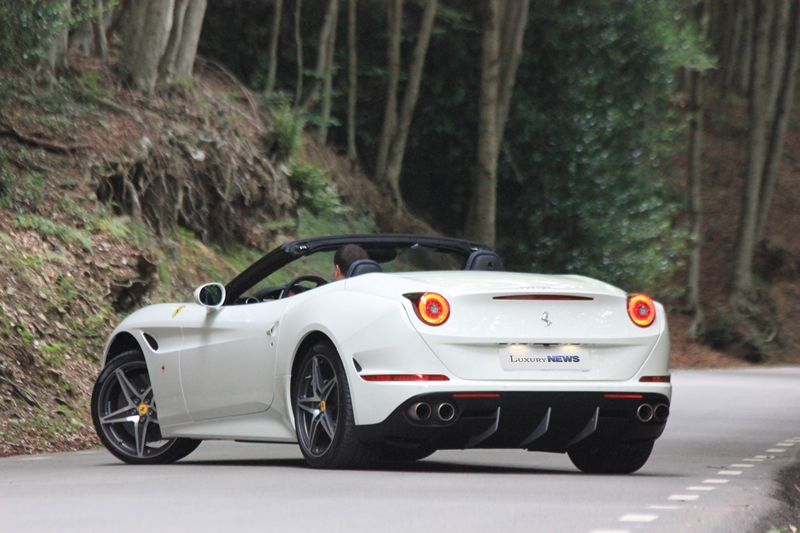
[107,456,680,478]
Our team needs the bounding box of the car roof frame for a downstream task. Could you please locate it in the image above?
[224,234,490,304]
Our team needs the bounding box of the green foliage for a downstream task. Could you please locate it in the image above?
[0,145,45,208]
[0,0,69,68]
[2,407,85,447]
[296,207,375,240]
[40,342,69,368]
[492,0,694,294]
[700,311,737,349]
[14,214,93,252]
[199,0,702,296]
[0,0,115,70]
[286,161,347,216]
[270,104,308,158]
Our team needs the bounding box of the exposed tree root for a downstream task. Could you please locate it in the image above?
[94,111,295,250]
[0,123,91,154]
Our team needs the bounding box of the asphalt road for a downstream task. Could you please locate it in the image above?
[1,368,799,533]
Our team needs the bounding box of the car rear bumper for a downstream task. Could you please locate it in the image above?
[355,391,669,453]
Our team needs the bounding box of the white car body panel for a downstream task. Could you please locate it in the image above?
[100,238,671,450]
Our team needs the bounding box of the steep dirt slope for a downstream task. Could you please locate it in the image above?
[0,51,427,457]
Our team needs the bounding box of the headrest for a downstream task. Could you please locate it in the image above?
[464,250,505,271]
[346,259,382,278]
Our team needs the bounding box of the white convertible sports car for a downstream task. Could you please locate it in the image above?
[91,234,671,473]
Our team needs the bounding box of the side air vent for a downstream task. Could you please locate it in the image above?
[143,333,159,351]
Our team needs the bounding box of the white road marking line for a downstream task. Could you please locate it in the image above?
[647,505,681,510]
[754,455,768,458]
[743,458,764,462]
[687,486,715,491]
[669,494,700,501]
[703,479,729,484]
[718,470,742,475]
[776,443,794,447]
[766,449,786,453]
[588,530,631,533]
[619,514,658,523]
[730,464,754,468]
[19,456,48,461]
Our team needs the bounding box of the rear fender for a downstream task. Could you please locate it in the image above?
[276,290,448,427]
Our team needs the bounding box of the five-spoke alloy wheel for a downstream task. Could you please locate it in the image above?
[91,350,199,464]
[293,342,378,469]
[296,351,340,458]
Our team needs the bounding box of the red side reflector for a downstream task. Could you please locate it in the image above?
[639,375,671,383]
[604,394,643,399]
[360,374,450,382]
[493,295,594,301]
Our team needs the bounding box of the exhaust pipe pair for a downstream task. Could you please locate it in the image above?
[636,403,669,423]
[408,401,456,422]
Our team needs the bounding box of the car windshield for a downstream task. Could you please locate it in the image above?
[239,245,465,301]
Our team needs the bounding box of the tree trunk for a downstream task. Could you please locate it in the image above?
[375,0,403,183]
[159,0,190,80]
[37,0,71,85]
[70,21,95,54]
[303,0,339,110]
[738,0,755,94]
[317,0,339,144]
[93,0,108,60]
[265,0,283,93]
[118,0,149,77]
[723,0,744,90]
[494,0,530,163]
[346,0,358,163]
[465,0,501,247]
[687,68,705,339]
[109,0,131,39]
[466,0,530,247]
[687,0,710,339]
[383,0,438,211]
[294,0,304,105]
[129,0,175,93]
[766,0,790,119]
[732,0,772,303]
[757,1,800,241]
[173,0,207,78]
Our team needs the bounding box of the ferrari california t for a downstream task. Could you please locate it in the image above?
[91,234,671,473]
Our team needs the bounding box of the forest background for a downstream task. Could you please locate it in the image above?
[1,0,800,453]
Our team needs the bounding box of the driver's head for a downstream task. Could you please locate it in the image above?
[333,244,369,281]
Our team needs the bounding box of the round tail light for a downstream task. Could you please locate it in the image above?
[407,292,450,326]
[627,294,655,327]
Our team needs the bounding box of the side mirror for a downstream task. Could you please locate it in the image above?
[193,283,226,309]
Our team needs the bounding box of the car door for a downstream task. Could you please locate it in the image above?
[178,299,290,421]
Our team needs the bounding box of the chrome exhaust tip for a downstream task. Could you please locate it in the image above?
[637,403,654,423]
[408,402,431,421]
[653,403,669,422]
[436,402,456,422]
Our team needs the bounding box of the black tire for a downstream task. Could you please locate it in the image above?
[380,446,436,462]
[292,341,379,469]
[91,350,201,465]
[567,439,654,474]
